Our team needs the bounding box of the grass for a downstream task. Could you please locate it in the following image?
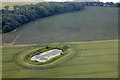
[23,45,69,65]
[2,6,118,44]
[2,39,118,78]
[2,6,118,78]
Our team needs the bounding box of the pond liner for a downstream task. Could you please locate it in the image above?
[14,46,78,69]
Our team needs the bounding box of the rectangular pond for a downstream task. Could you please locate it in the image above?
[31,49,63,62]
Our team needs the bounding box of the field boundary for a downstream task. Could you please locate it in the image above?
[14,46,79,69]
[2,39,118,47]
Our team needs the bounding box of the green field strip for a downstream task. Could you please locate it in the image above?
[59,71,117,78]
[29,66,117,77]
[77,53,118,57]
[3,62,22,71]
[2,47,32,62]
[79,47,117,50]
[55,61,117,70]
[69,40,118,46]
[68,58,118,64]
[3,68,22,72]
[60,71,116,76]
[59,62,118,68]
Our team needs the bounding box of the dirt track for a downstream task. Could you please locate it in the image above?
[2,32,23,46]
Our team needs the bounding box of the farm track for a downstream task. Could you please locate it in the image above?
[2,32,23,46]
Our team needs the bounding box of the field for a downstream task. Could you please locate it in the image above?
[2,40,118,78]
[2,7,118,44]
[1,2,38,9]
[2,6,118,78]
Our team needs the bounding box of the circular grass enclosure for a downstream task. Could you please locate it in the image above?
[15,45,78,69]
[24,48,65,65]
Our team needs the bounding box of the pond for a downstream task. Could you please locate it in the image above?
[31,49,63,62]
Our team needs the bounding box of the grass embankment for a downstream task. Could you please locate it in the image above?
[2,7,118,44]
[16,44,72,68]
[2,40,118,78]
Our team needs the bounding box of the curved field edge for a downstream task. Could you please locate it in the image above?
[14,46,78,69]
[2,7,118,44]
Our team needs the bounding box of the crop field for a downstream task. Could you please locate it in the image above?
[2,40,118,78]
[2,5,118,78]
[2,7,118,44]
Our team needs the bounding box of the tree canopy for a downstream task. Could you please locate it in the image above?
[2,2,85,33]
[2,2,119,33]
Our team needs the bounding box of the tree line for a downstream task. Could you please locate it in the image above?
[85,2,120,7]
[2,2,85,33]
